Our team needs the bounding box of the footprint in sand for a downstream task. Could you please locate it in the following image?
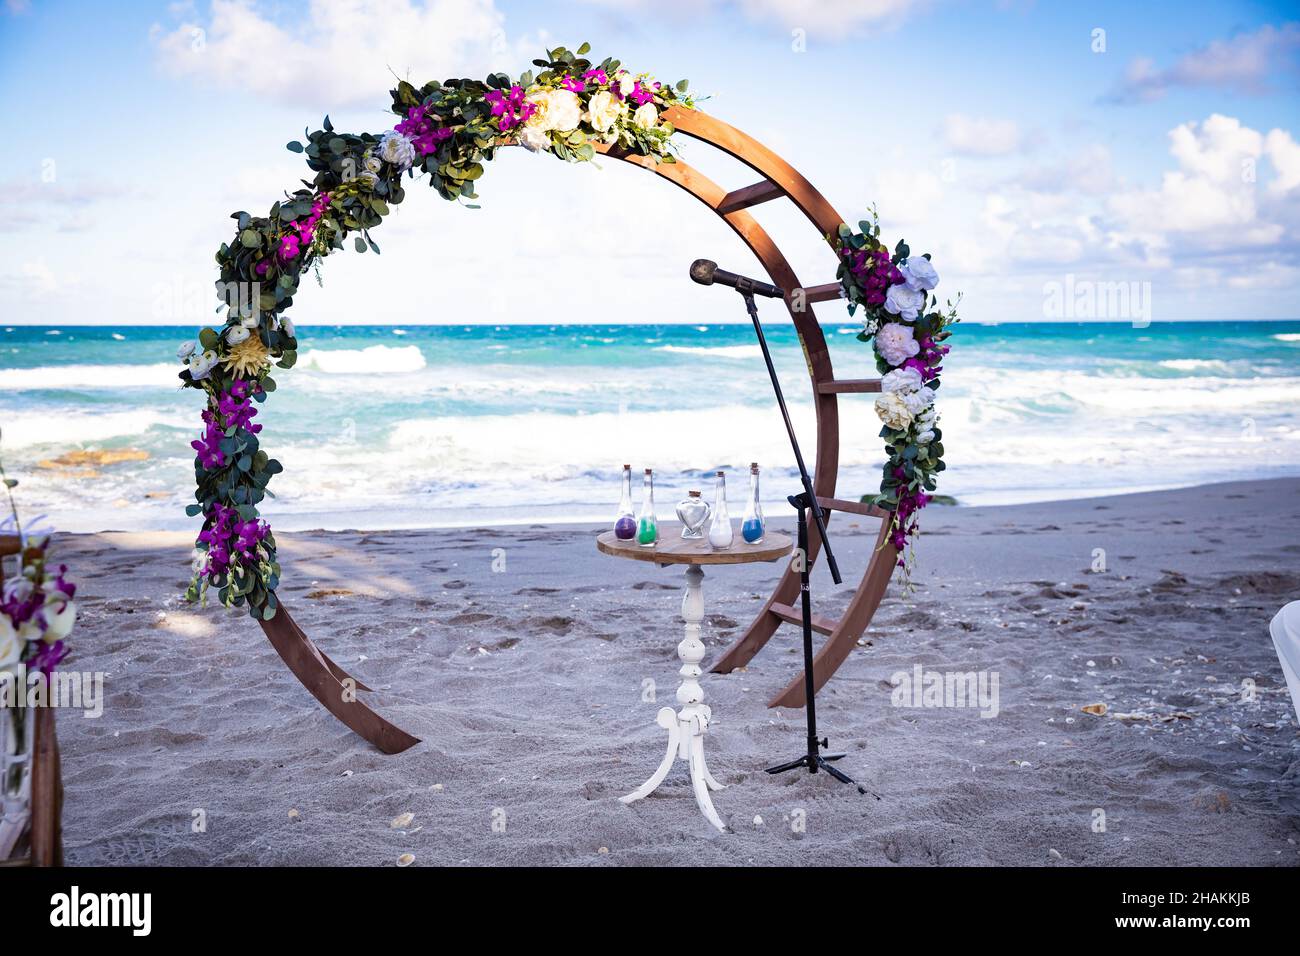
[306,587,353,599]
[448,612,496,626]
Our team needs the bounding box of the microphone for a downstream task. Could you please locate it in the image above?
[689,259,786,299]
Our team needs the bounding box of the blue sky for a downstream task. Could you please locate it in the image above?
[1,0,1298,325]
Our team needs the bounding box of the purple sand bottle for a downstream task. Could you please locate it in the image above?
[636,468,658,547]
[741,462,766,544]
[614,464,636,540]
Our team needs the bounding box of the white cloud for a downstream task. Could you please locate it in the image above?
[1107,114,1280,239]
[1015,144,1115,196]
[1265,128,1300,194]
[151,0,524,108]
[736,0,924,35]
[0,178,126,233]
[939,113,1300,295]
[1109,23,1300,103]
[942,114,1023,157]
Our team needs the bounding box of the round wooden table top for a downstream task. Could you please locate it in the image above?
[596,525,793,566]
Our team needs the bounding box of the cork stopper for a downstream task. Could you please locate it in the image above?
[688,490,701,497]
[716,470,725,477]
[644,468,652,475]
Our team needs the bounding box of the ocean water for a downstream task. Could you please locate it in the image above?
[2,321,1298,534]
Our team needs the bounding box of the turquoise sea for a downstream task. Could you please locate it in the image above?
[2,320,1299,533]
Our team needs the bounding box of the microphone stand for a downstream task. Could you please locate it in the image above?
[732,285,874,796]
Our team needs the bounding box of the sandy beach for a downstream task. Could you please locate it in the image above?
[48,477,1300,866]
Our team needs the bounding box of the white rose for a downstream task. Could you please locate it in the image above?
[618,74,636,97]
[900,256,939,292]
[881,367,923,394]
[547,89,582,132]
[916,429,936,445]
[0,616,21,672]
[226,326,250,345]
[884,283,925,321]
[42,600,76,643]
[632,103,658,130]
[379,131,417,170]
[585,90,625,132]
[874,391,914,431]
[519,124,552,152]
[177,341,197,361]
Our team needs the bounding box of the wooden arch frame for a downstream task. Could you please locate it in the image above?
[264,105,898,754]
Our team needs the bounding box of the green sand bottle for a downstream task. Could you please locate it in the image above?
[637,468,658,547]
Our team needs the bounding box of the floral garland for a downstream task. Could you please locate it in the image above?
[0,455,76,679]
[834,209,959,576]
[177,44,694,619]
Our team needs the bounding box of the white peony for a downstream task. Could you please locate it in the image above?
[618,74,636,97]
[225,326,251,345]
[0,616,21,672]
[874,392,914,431]
[546,89,582,132]
[915,429,936,445]
[632,102,659,130]
[519,124,552,152]
[379,131,417,170]
[884,283,925,321]
[881,367,923,394]
[900,256,939,292]
[585,90,625,132]
[874,321,920,366]
[177,341,196,361]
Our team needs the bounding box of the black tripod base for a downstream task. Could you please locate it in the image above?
[765,751,880,798]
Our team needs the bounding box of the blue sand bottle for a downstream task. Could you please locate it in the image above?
[741,462,765,544]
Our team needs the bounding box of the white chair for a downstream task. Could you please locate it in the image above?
[1270,601,1300,724]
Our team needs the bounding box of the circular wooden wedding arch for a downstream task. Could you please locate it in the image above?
[263,105,899,753]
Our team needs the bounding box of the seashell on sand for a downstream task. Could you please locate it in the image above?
[397,853,415,867]
[391,812,414,829]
